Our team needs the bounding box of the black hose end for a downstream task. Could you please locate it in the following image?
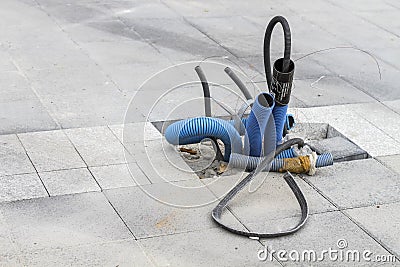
[271,58,295,106]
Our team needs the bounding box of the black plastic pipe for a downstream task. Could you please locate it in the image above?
[194,65,224,161]
[194,66,211,117]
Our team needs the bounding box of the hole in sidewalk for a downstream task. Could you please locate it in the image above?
[152,120,370,179]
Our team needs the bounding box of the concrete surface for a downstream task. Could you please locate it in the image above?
[1,0,400,266]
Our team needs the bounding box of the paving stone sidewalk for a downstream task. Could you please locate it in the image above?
[1,0,400,266]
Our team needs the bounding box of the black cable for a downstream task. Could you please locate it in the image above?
[212,138,309,238]
[263,16,291,91]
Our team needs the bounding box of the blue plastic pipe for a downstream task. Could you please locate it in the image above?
[273,104,288,145]
[229,152,334,172]
[164,117,242,162]
[244,93,275,157]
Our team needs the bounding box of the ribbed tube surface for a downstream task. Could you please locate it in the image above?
[164,117,242,161]
[272,104,288,144]
[316,153,334,168]
[275,147,296,159]
[244,93,275,157]
[229,152,334,172]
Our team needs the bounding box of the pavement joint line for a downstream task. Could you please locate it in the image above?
[36,166,88,174]
[105,125,153,185]
[350,105,400,145]
[294,104,400,155]
[375,156,400,174]
[341,209,400,261]
[337,198,400,212]
[58,129,105,192]
[61,126,143,239]
[301,174,400,259]
[15,134,51,197]
[102,191,138,240]
[0,171,37,178]
[112,12,171,67]
[385,1,400,11]
[338,75,400,117]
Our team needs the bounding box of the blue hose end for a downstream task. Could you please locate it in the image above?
[285,113,295,131]
[316,153,334,168]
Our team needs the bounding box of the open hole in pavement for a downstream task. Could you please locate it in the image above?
[152,120,370,179]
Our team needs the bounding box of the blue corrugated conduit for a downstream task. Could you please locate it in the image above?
[229,152,333,171]
[275,147,296,159]
[164,117,242,162]
[244,93,275,157]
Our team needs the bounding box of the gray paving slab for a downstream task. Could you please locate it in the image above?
[25,63,117,96]
[308,136,368,162]
[106,1,179,19]
[6,34,91,71]
[186,16,263,40]
[0,99,59,135]
[36,0,109,25]
[124,140,199,183]
[300,6,398,50]
[43,91,135,128]
[105,179,244,238]
[0,51,17,72]
[109,122,162,143]
[89,163,151,190]
[219,35,263,58]
[44,91,131,128]
[0,192,132,252]
[292,77,375,107]
[0,173,48,203]
[39,168,100,196]
[292,105,400,157]
[345,202,400,257]
[162,0,243,18]
[120,17,229,61]
[18,239,154,267]
[63,18,140,43]
[306,43,400,102]
[0,134,35,176]
[18,130,86,172]
[376,154,400,175]
[0,71,37,102]
[98,61,173,93]
[331,0,393,12]
[65,126,131,167]
[347,102,400,145]
[383,99,400,114]
[139,227,280,267]
[258,211,391,266]
[80,40,165,65]
[305,159,400,209]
